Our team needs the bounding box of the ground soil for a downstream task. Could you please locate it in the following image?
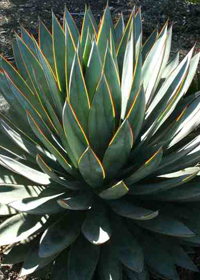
[1,0,200,279]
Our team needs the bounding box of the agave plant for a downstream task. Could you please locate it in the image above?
[0,5,200,280]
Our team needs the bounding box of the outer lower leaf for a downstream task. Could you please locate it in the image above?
[135,214,195,237]
[124,266,150,280]
[82,201,112,244]
[27,111,75,176]
[39,212,83,257]
[0,214,50,246]
[78,147,105,188]
[112,219,144,273]
[12,39,33,87]
[50,249,69,280]
[88,75,115,158]
[99,180,129,200]
[0,154,50,185]
[68,235,100,280]
[168,245,198,272]
[31,263,53,279]
[0,69,27,124]
[31,65,76,166]
[9,192,65,215]
[20,242,58,276]
[1,52,47,121]
[98,242,122,280]
[4,69,57,140]
[103,120,133,180]
[3,238,36,264]
[15,35,60,126]
[34,39,64,120]
[141,234,179,280]
[0,143,25,163]
[63,101,89,167]
[0,114,46,159]
[0,174,45,203]
[3,71,62,157]
[0,203,17,215]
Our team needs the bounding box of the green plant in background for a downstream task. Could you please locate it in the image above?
[0,5,200,280]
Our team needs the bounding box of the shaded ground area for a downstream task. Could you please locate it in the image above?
[0,0,200,279]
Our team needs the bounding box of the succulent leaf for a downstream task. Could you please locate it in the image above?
[98,242,123,280]
[88,74,115,157]
[82,201,112,244]
[39,212,83,257]
[39,19,55,73]
[0,214,50,246]
[52,12,65,92]
[68,235,100,280]
[102,120,133,180]
[78,146,105,188]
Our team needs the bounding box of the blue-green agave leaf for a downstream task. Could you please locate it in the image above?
[103,120,133,180]
[78,147,105,188]
[68,235,100,280]
[20,241,58,276]
[58,191,93,210]
[88,74,115,158]
[39,212,83,257]
[52,12,65,92]
[82,201,112,244]
[98,242,122,280]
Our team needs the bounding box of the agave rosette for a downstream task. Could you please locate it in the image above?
[0,5,200,280]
